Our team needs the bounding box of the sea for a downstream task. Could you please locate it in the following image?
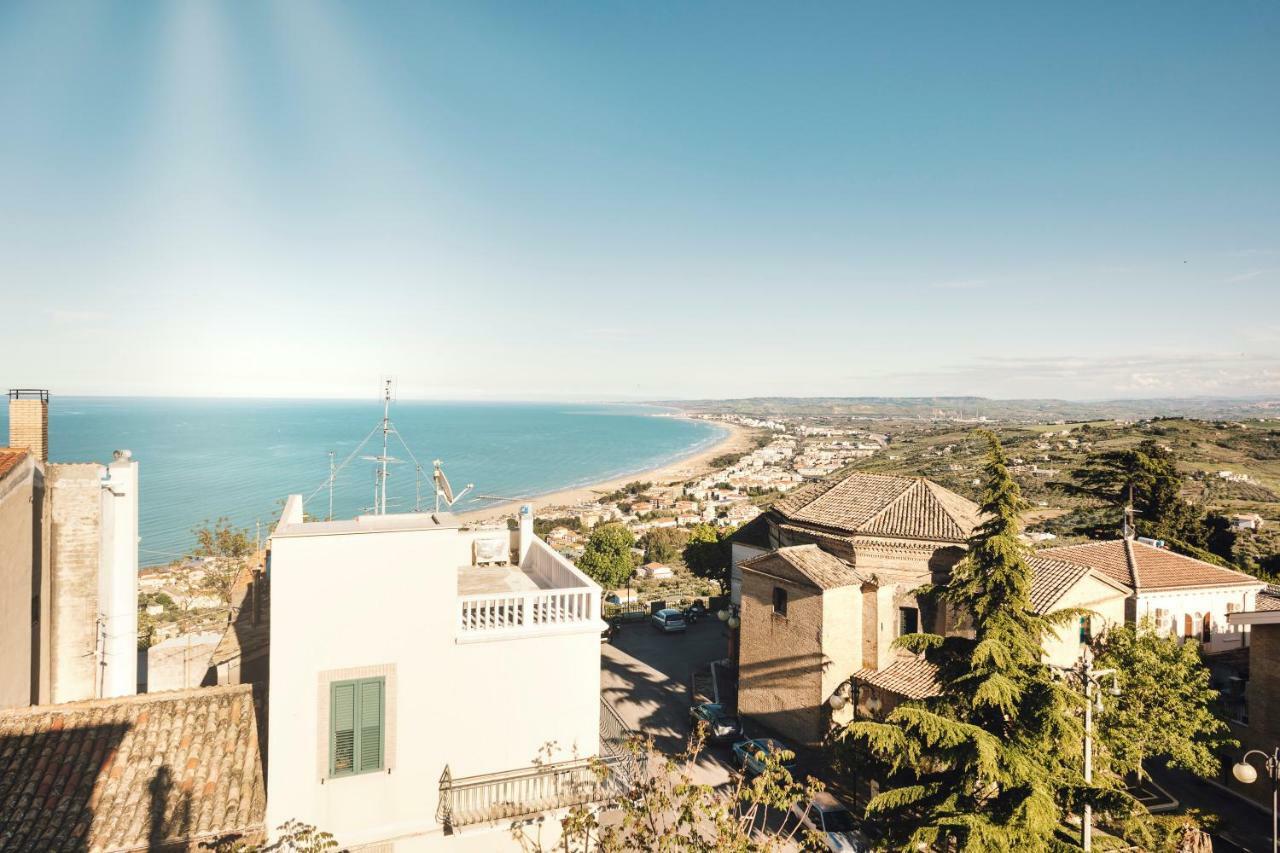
[0,398,724,566]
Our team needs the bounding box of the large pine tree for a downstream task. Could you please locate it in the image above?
[845,432,1110,851]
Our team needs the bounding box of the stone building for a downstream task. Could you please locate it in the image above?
[0,389,140,709]
[1225,592,1280,811]
[734,471,1132,746]
[734,472,981,745]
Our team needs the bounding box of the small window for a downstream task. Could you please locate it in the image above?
[772,586,788,617]
[898,607,919,637]
[330,676,385,778]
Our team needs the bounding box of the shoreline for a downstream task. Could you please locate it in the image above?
[452,418,758,525]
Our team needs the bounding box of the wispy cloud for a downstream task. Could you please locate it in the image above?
[844,352,1280,398]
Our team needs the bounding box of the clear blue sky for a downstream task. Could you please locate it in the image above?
[1,2,1276,400]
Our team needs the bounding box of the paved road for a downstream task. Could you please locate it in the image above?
[600,616,738,786]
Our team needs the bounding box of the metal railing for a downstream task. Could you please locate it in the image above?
[437,698,637,831]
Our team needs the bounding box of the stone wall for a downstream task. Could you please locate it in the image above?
[1226,622,1280,810]
[8,398,48,463]
[46,463,102,703]
[0,457,41,708]
[737,568,827,745]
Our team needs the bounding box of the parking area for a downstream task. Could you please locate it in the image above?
[600,615,739,786]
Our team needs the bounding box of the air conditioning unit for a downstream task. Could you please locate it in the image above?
[474,537,509,566]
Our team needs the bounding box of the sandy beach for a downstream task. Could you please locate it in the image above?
[453,418,759,525]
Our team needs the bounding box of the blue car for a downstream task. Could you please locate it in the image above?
[732,737,796,776]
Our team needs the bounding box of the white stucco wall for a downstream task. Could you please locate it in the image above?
[266,515,602,851]
[1134,586,1262,653]
[1041,574,1127,669]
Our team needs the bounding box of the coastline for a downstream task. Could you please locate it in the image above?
[452,418,758,525]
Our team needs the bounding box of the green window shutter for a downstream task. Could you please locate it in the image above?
[331,681,357,776]
[357,677,385,773]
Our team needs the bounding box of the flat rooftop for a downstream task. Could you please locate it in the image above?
[457,564,559,596]
[273,510,465,538]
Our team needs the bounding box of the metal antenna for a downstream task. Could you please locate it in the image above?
[379,379,391,514]
[328,451,336,521]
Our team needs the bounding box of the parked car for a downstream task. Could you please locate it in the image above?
[732,737,796,776]
[601,619,620,644]
[789,793,869,852]
[683,601,708,622]
[650,608,687,633]
[688,702,743,743]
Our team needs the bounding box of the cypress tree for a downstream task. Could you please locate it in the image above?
[845,432,1103,851]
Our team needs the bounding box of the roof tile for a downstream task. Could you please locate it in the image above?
[772,472,980,542]
[739,544,865,590]
[1039,539,1262,592]
[0,685,265,852]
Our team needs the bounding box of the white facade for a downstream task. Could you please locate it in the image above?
[1133,585,1261,654]
[266,498,607,851]
[98,451,139,699]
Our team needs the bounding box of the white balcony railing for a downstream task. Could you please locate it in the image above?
[457,538,600,638]
[458,588,595,633]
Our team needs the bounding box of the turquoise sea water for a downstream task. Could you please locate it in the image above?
[1,398,722,564]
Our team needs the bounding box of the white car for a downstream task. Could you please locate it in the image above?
[789,793,868,852]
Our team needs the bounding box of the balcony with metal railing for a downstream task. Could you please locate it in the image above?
[437,698,639,831]
[455,536,602,641]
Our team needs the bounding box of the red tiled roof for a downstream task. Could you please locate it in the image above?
[772,473,980,543]
[1039,539,1262,592]
[739,544,865,591]
[0,448,28,481]
[0,685,265,852]
[855,656,940,700]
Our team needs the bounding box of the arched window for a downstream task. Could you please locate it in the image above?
[1203,612,1212,641]
[1184,614,1194,639]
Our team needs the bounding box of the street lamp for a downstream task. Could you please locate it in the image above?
[1232,747,1279,853]
[1050,647,1120,852]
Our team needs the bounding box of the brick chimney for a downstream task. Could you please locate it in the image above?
[8,389,49,462]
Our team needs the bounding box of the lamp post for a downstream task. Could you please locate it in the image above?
[1232,747,1279,853]
[1050,646,1119,852]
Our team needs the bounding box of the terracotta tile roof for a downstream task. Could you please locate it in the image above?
[0,448,28,481]
[855,656,940,700]
[1026,555,1131,612]
[1256,587,1280,612]
[739,544,865,590]
[772,472,980,543]
[0,684,266,852]
[1039,539,1263,592]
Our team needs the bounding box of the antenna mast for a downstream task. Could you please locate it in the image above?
[328,451,336,521]
[378,379,391,515]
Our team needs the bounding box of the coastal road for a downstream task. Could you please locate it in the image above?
[600,616,738,787]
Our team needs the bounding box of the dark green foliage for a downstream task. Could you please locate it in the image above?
[682,523,735,594]
[576,523,637,588]
[640,527,689,564]
[845,432,1122,851]
[533,516,583,536]
[1054,439,1203,543]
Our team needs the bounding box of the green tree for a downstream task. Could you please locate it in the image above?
[189,517,256,614]
[1095,621,1236,781]
[845,432,1112,851]
[577,523,637,589]
[640,527,688,565]
[1054,440,1203,543]
[682,523,734,594]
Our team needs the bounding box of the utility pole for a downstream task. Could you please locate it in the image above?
[378,379,391,515]
[1052,646,1119,851]
[328,450,336,521]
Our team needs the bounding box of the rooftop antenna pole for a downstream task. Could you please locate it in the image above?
[415,463,423,513]
[379,379,391,515]
[1123,482,1134,539]
[328,451,336,521]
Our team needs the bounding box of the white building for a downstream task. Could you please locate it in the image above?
[1039,539,1265,654]
[266,500,622,851]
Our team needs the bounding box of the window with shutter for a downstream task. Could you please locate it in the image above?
[329,676,386,778]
